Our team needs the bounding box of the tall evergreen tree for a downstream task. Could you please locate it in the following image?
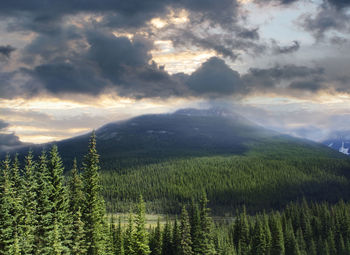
[179,207,193,255]
[150,219,162,255]
[284,221,300,255]
[269,213,285,255]
[115,217,124,255]
[34,151,53,255]
[198,193,216,255]
[48,145,70,253]
[68,159,86,255]
[0,156,17,254]
[162,218,173,255]
[189,200,201,254]
[172,217,181,255]
[82,132,108,255]
[251,219,267,255]
[21,151,38,255]
[124,213,135,255]
[134,195,151,255]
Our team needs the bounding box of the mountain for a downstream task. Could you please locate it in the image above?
[8,108,276,167]
[5,108,350,214]
[323,131,350,156]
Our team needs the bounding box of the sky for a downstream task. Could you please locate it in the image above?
[1,0,350,149]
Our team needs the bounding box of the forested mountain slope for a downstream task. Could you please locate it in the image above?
[6,108,350,214]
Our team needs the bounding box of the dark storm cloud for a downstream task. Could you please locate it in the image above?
[23,30,186,98]
[0,0,240,31]
[0,45,16,60]
[288,79,324,92]
[326,0,350,9]
[272,40,300,55]
[242,65,324,90]
[186,57,244,97]
[0,119,23,152]
[0,120,9,130]
[301,4,350,39]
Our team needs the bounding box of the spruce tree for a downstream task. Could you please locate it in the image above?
[48,145,70,253]
[0,156,17,254]
[151,219,162,255]
[162,218,173,255]
[134,195,151,255]
[124,213,135,255]
[251,219,267,255]
[21,151,38,255]
[82,132,108,255]
[269,213,285,255]
[115,217,124,255]
[34,151,53,255]
[198,193,216,255]
[179,207,193,255]
[284,221,300,255]
[172,217,181,255]
[189,200,201,254]
[68,159,86,255]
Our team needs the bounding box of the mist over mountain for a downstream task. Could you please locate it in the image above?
[323,130,350,156]
[4,107,343,169]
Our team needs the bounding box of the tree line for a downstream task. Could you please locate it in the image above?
[2,133,350,254]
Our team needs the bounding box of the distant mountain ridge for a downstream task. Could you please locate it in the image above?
[4,107,345,170]
[323,131,350,156]
[4,108,350,214]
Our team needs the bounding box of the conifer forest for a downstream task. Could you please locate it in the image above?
[1,134,350,255]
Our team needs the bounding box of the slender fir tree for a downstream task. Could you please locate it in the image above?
[0,156,17,254]
[82,132,108,255]
[134,195,151,255]
[179,207,193,255]
[68,159,86,255]
[48,145,70,253]
[21,151,38,255]
[34,151,53,255]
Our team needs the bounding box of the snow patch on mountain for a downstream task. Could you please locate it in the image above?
[339,141,350,155]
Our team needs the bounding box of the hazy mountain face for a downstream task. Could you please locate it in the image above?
[3,108,277,164]
[323,131,350,156]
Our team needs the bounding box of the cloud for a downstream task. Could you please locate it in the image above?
[22,30,187,99]
[242,65,324,91]
[288,79,324,92]
[0,120,9,130]
[0,45,16,60]
[301,5,350,39]
[186,57,245,97]
[272,40,300,55]
[0,119,23,152]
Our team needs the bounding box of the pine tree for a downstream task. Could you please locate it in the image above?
[162,217,173,255]
[0,155,17,254]
[172,217,181,255]
[198,193,216,255]
[151,219,162,255]
[134,195,151,255]
[115,217,124,255]
[124,213,135,255]
[284,221,300,255]
[189,200,201,254]
[34,151,53,255]
[82,132,108,255]
[68,159,86,255]
[179,207,193,255]
[21,151,38,255]
[251,219,267,255]
[236,206,249,255]
[48,145,70,253]
[269,213,285,255]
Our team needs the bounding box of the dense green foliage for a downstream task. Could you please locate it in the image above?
[3,133,350,254]
[101,138,350,214]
